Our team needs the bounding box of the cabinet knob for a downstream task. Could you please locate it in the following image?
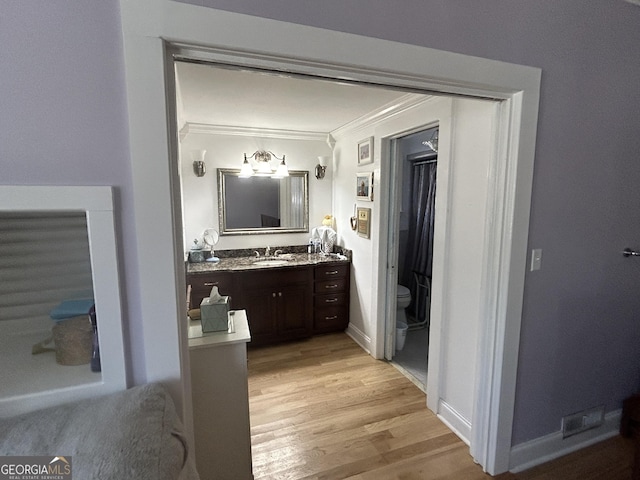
[278,292,282,297]
[272,292,276,298]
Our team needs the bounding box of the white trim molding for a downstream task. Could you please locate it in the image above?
[119,1,541,474]
[438,400,472,446]
[180,122,328,141]
[345,322,372,355]
[330,93,432,138]
[509,409,622,473]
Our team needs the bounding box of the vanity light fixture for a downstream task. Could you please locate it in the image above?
[192,150,207,177]
[239,150,289,178]
[422,128,439,153]
[315,156,329,180]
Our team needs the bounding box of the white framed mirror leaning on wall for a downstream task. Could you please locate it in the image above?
[0,186,126,418]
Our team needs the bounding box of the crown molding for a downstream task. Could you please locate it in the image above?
[330,93,433,139]
[180,123,328,142]
[179,94,432,143]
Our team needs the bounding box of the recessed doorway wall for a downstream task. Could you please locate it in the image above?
[120,4,540,473]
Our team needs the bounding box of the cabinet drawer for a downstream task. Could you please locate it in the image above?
[314,293,348,308]
[314,305,349,332]
[188,272,234,307]
[241,267,310,289]
[315,263,349,280]
[314,278,348,293]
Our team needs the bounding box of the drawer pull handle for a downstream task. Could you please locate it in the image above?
[325,298,338,303]
[325,284,339,289]
[325,315,338,320]
[204,282,218,287]
[324,270,339,275]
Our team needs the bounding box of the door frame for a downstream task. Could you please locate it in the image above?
[383,123,441,364]
[379,97,505,456]
[120,2,541,474]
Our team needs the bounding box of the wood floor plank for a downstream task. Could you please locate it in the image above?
[247,333,634,479]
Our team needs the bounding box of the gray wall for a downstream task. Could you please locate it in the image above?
[3,0,640,447]
[174,0,640,444]
[1,2,141,383]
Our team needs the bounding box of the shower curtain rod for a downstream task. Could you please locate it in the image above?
[407,151,437,166]
[414,158,437,166]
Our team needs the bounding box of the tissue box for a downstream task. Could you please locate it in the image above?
[200,296,230,332]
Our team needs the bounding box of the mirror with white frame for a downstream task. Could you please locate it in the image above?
[0,186,126,417]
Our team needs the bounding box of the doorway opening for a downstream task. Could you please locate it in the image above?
[388,127,438,392]
[120,6,540,468]
[163,45,530,472]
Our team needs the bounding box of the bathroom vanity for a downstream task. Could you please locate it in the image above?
[187,253,350,346]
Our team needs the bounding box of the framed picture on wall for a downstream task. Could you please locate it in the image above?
[357,137,374,166]
[356,172,374,201]
[357,207,371,239]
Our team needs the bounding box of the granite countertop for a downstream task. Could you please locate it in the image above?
[187,252,349,274]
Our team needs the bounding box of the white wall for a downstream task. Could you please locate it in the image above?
[180,132,333,251]
[332,97,449,353]
[435,98,497,437]
[333,96,497,443]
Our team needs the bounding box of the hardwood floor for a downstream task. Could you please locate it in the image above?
[247,333,634,479]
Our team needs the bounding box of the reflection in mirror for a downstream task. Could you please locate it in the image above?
[217,169,309,235]
[0,185,126,417]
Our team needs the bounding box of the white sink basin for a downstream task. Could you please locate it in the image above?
[253,259,289,267]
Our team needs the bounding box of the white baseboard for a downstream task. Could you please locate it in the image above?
[345,323,371,354]
[438,399,471,446]
[509,409,622,473]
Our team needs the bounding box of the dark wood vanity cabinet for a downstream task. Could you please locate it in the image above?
[313,263,350,334]
[233,267,313,346]
[187,261,349,346]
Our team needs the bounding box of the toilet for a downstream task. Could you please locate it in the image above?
[396,285,412,351]
[397,284,412,324]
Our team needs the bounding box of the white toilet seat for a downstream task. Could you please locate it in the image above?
[397,284,411,298]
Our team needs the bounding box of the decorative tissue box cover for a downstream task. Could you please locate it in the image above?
[200,296,230,332]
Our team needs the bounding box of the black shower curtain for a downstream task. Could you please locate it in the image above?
[401,160,437,323]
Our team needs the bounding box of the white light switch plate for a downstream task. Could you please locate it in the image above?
[530,248,542,271]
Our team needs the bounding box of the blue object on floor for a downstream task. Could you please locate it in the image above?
[50,298,95,321]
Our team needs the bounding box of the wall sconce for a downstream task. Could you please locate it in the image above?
[315,156,329,180]
[239,150,289,178]
[192,150,207,177]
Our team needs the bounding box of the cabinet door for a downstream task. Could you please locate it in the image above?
[278,283,312,339]
[240,287,279,346]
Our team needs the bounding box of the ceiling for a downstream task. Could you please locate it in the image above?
[175,61,416,134]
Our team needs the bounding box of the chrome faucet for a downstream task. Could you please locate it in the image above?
[274,249,283,257]
[254,250,260,258]
[265,246,271,257]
